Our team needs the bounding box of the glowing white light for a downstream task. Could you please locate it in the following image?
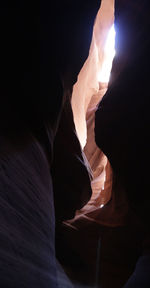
[100,204,104,208]
[98,24,116,83]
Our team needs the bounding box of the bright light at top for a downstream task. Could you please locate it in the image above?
[98,24,116,83]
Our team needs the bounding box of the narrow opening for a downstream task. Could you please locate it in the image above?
[71,0,115,218]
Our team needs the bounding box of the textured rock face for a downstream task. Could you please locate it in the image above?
[0,135,58,287]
